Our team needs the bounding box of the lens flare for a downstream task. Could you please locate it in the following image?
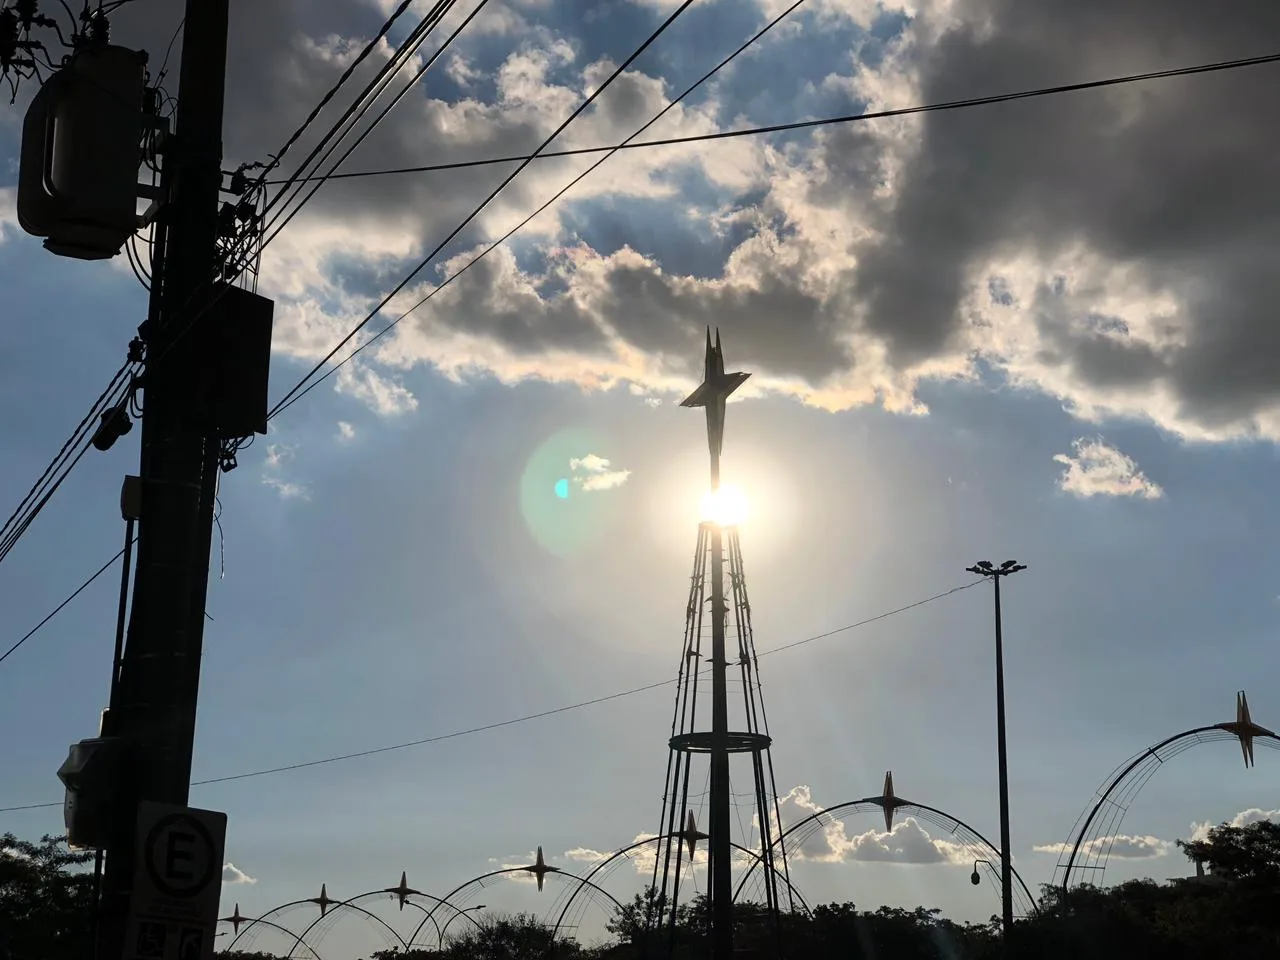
[700,484,748,527]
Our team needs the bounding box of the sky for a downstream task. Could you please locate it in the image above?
[2,0,1280,951]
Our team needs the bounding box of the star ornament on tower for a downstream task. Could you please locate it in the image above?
[681,328,750,479]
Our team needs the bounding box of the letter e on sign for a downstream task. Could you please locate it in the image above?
[129,802,227,945]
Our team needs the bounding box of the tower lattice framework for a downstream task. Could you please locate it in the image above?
[646,330,793,959]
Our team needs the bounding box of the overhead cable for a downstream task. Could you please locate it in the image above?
[262,0,702,420]
[0,542,132,667]
[0,362,135,568]
[260,50,1280,185]
[260,0,493,250]
[0,578,981,812]
[264,47,1280,422]
[268,0,804,418]
[257,0,462,229]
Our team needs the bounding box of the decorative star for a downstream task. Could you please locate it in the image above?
[521,846,559,892]
[681,810,709,859]
[868,771,910,834]
[1218,690,1273,769]
[309,883,335,917]
[384,871,421,911]
[218,904,248,935]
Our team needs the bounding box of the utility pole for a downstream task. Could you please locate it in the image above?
[965,559,1026,952]
[96,3,231,959]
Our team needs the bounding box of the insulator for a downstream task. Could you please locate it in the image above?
[87,12,109,44]
[0,10,18,65]
[13,0,37,27]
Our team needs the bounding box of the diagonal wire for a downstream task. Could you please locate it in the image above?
[0,365,135,568]
[267,0,804,421]
[263,0,703,421]
[258,51,1280,184]
[0,543,132,667]
[0,575,980,811]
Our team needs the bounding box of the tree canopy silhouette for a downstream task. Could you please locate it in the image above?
[7,820,1280,960]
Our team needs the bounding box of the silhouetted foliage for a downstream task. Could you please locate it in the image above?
[0,833,95,960]
[1177,819,1280,884]
[7,822,1280,960]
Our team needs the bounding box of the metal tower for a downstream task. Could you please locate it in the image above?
[646,329,793,959]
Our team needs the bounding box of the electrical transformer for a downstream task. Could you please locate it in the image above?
[17,43,147,260]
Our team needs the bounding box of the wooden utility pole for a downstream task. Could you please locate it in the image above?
[96,3,230,958]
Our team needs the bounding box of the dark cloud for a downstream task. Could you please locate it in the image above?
[600,255,852,381]
[851,0,1280,426]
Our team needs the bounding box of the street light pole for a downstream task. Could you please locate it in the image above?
[965,559,1026,949]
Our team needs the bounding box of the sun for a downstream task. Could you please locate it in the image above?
[700,483,749,528]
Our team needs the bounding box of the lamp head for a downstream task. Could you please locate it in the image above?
[970,870,981,886]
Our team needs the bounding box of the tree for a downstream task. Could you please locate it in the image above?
[1177,819,1280,884]
[0,833,95,960]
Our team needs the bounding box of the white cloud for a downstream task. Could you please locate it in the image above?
[261,443,309,499]
[1190,808,1280,842]
[0,187,17,242]
[1053,438,1164,500]
[337,421,356,441]
[222,862,257,885]
[775,785,970,865]
[569,453,631,492]
[171,0,1280,446]
[263,443,292,469]
[262,476,309,501]
[1033,835,1173,860]
[334,362,418,416]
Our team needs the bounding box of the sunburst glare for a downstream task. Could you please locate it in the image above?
[700,483,749,527]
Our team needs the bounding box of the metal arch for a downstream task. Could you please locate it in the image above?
[224,899,324,955]
[281,894,412,960]
[734,797,1038,916]
[364,893,446,949]
[1059,725,1280,895]
[398,893,480,948]
[411,865,626,948]
[549,833,811,944]
[218,914,327,960]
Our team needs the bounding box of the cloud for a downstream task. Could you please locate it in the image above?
[775,786,971,865]
[0,187,17,242]
[569,453,631,492]
[95,1,1280,441]
[263,443,292,470]
[262,476,310,500]
[1033,835,1173,860]
[222,862,257,885]
[564,833,703,876]
[337,421,356,441]
[1189,808,1280,842]
[335,363,418,417]
[1053,438,1164,500]
[262,443,309,500]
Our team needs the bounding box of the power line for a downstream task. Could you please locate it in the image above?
[252,0,422,188]
[267,0,804,422]
[0,361,136,569]
[260,50,1280,186]
[264,48,1280,423]
[0,577,981,813]
[263,0,701,421]
[0,543,132,667]
[259,0,463,231]
[259,0,491,251]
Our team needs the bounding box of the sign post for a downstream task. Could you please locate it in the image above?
[124,803,227,960]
